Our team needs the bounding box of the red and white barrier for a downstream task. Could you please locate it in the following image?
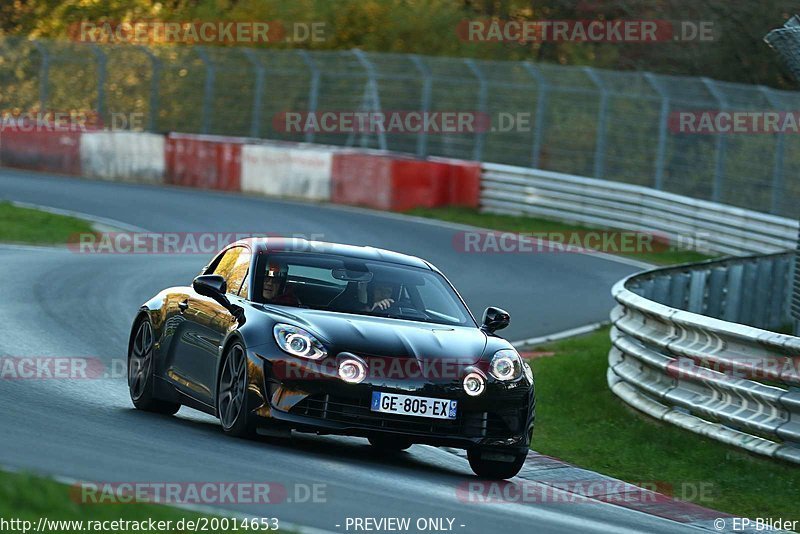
[80,132,165,184]
[332,153,480,211]
[241,144,334,201]
[0,129,482,212]
[165,133,244,191]
[0,129,82,175]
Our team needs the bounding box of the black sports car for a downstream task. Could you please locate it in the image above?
[128,238,535,478]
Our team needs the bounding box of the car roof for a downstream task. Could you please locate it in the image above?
[236,237,433,270]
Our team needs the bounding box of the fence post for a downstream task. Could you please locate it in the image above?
[196,47,215,135]
[410,54,432,158]
[242,49,265,138]
[523,62,549,169]
[90,45,107,123]
[644,72,669,191]
[759,86,785,216]
[138,46,161,132]
[701,77,727,203]
[464,58,488,161]
[296,50,320,144]
[32,41,50,113]
[583,67,608,180]
[351,49,387,151]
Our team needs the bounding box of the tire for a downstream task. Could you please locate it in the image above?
[368,435,413,452]
[128,318,180,415]
[217,342,255,438]
[467,448,527,479]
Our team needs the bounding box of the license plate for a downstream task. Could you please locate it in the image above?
[370,391,457,420]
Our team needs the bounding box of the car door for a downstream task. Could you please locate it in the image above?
[170,246,250,406]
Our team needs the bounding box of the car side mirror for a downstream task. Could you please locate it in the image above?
[481,306,510,334]
[193,274,227,298]
[193,274,245,323]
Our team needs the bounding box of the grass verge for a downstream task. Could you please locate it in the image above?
[527,327,799,520]
[0,201,94,245]
[407,206,713,265]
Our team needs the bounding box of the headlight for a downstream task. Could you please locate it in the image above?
[273,324,327,360]
[489,349,522,381]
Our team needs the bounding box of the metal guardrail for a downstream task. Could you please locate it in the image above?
[608,252,800,464]
[481,163,799,256]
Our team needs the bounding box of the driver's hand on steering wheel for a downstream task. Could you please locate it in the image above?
[370,298,395,311]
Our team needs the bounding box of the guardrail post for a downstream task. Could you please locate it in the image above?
[410,55,432,158]
[722,263,744,322]
[90,45,107,122]
[196,47,215,134]
[644,72,669,190]
[523,62,549,169]
[669,273,690,309]
[296,50,320,144]
[687,270,707,313]
[242,49,265,138]
[32,41,50,112]
[464,58,488,161]
[138,46,161,132]
[583,67,609,180]
[759,86,786,216]
[352,49,387,151]
[701,78,728,203]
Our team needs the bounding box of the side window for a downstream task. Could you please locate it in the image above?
[231,250,252,297]
[209,247,250,296]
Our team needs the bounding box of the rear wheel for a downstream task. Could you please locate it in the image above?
[128,318,180,415]
[218,342,255,438]
[467,449,527,479]
[368,435,412,452]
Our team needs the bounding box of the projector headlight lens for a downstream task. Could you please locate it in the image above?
[489,349,522,381]
[338,359,367,384]
[463,372,486,396]
[273,324,326,360]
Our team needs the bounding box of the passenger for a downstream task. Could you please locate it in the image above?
[262,261,300,306]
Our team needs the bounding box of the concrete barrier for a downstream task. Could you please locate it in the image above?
[0,129,82,175]
[165,133,244,191]
[241,144,333,201]
[331,153,480,211]
[80,131,165,184]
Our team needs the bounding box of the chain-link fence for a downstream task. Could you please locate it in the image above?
[1,37,800,218]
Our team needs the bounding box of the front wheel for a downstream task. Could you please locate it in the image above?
[218,342,255,438]
[128,318,180,415]
[368,435,412,452]
[467,449,527,479]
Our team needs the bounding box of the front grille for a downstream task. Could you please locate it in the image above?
[289,394,520,438]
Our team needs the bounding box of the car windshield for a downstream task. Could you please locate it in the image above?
[254,253,474,326]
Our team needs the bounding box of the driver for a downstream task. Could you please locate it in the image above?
[368,280,395,312]
[262,260,300,306]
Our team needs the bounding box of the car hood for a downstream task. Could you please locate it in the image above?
[262,306,487,364]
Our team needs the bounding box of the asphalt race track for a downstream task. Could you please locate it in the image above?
[0,169,698,533]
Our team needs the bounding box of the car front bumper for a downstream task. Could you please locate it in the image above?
[246,349,535,453]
